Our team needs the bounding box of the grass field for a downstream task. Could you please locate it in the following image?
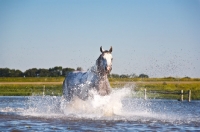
[0,77,199,82]
[0,77,64,82]
[0,77,200,100]
[0,84,62,96]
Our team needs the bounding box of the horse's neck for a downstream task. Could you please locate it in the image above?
[90,65,108,80]
[95,56,106,75]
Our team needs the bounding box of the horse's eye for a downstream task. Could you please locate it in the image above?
[111,58,113,61]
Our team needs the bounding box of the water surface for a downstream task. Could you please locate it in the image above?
[0,89,200,131]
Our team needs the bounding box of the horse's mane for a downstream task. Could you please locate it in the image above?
[89,65,98,73]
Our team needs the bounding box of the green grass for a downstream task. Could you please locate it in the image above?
[110,81,200,100]
[0,77,200,82]
[132,90,200,100]
[109,77,200,82]
[135,83,200,100]
[0,77,64,82]
[1,77,200,100]
[135,83,200,91]
[0,84,62,96]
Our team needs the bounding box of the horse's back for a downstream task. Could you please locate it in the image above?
[66,71,88,85]
[63,71,91,101]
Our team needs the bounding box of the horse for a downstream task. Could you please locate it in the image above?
[63,46,113,101]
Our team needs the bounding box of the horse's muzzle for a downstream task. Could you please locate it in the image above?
[106,66,112,73]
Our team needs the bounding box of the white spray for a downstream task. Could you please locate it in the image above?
[60,88,131,118]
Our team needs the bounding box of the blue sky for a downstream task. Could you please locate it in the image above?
[0,0,200,77]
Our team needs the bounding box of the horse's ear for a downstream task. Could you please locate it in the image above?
[100,46,104,53]
[109,46,112,53]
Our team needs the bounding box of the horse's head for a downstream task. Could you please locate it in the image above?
[96,46,113,75]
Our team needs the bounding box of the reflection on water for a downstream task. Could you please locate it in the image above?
[0,88,200,131]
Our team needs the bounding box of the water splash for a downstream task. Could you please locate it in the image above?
[22,88,131,119]
[18,85,200,124]
[60,88,131,118]
[1,89,200,131]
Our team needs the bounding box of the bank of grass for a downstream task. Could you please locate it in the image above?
[0,84,62,96]
[109,77,200,82]
[0,77,64,82]
[134,83,200,100]
[0,77,200,100]
[0,77,200,82]
[110,80,200,100]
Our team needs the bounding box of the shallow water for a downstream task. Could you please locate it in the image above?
[0,88,200,131]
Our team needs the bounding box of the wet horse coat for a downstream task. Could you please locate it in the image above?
[63,46,113,101]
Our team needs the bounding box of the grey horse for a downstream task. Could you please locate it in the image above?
[63,46,113,101]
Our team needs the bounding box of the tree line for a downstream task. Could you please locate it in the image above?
[0,67,75,77]
[0,67,149,78]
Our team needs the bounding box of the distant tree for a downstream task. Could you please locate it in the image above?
[0,68,10,77]
[10,69,23,77]
[120,74,129,78]
[24,68,38,77]
[76,67,83,71]
[0,66,82,77]
[164,77,176,80]
[138,74,149,78]
[62,67,75,76]
[183,76,191,79]
[49,66,62,77]
[8,69,15,77]
[0,68,23,77]
[37,69,49,77]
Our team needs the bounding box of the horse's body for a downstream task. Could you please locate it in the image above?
[63,46,113,101]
